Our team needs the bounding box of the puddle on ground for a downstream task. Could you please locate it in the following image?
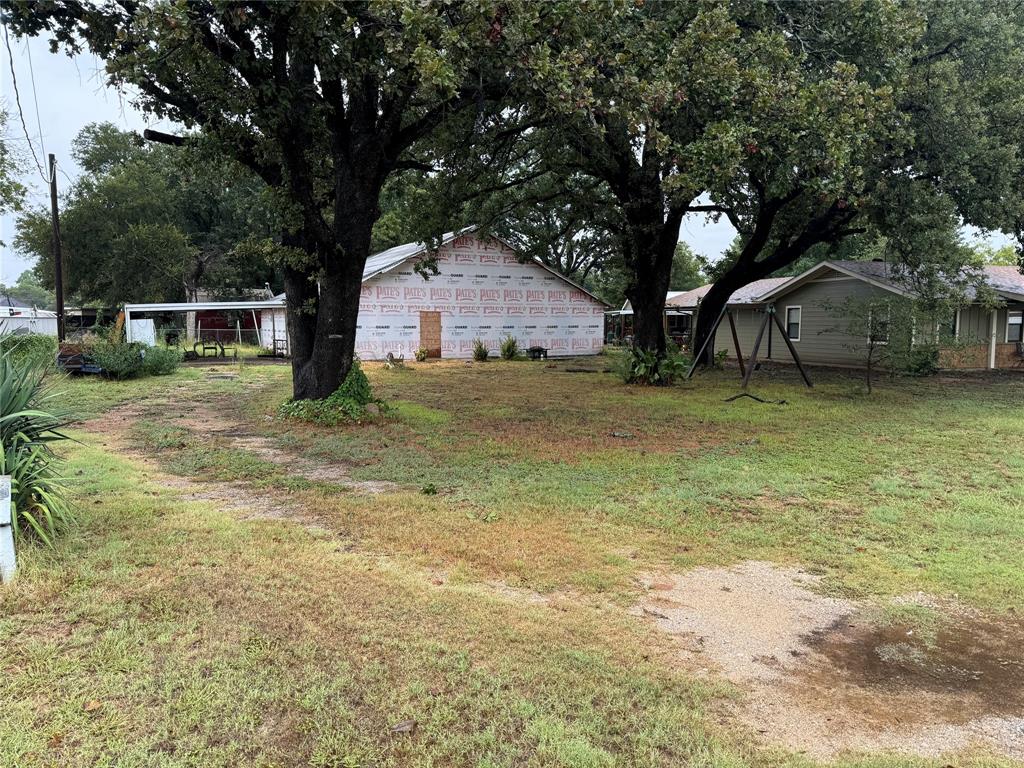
[797,614,1024,727]
[637,561,1024,760]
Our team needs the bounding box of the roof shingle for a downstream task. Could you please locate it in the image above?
[666,277,790,309]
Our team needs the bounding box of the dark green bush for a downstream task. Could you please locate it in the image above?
[905,346,939,377]
[0,333,58,370]
[499,335,520,360]
[142,345,184,376]
[616,345,691,385]
[472,338,489,361]
[278,359,384,425]
[91,340,145,379]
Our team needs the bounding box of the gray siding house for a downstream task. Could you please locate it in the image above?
[668,260,1024,370]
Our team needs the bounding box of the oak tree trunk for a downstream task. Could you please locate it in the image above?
[626,268,671,357]
[620,202,680,360]
[284,216,376,401]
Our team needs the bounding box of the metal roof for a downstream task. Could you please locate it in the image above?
[619,291,685,313]
[124,300,285,313]
[757,260,1024,303]
[362,229,471,281]
[366,229,608,305]
[357,228,608,306]
[666,277,791,309]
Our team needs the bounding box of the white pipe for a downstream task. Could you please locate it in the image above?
[125,308,133,343]
[0,476,15,583]
[989,308,998,369]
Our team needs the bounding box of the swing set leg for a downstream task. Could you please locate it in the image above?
[685,303,727,379]
[770,309,813,387]
[727,309,746,379]
[741,311,771,390]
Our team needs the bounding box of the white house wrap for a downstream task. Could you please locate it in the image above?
[263,232,607,360]
[125,231,607,359]
[357,233,605,358]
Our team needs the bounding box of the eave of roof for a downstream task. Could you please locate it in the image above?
[361,226,609,307]
[124,300,285,313]
[666,277,790,309]
[755,261,915,303]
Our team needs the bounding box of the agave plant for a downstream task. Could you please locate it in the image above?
[0,348,73,546]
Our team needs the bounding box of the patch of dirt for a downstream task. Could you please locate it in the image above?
[147,402,401,493]
[481,579,554,606]
[77,401,364,531]
[636,561,1024,761]
[635,561,854,683]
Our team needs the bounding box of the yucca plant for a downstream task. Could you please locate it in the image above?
[0,348,74,546]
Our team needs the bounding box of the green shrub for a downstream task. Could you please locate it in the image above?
[0,351,73,546]
[336,357,373,403]
[278,359,384,425]
[0,333,57,370]
[499,335,520,360]
[91,340,145,379]
[414,347,429,362]
[616,345,691,386]
[472,338,489,362]
[905,346,939,377]
[142,345,184,376]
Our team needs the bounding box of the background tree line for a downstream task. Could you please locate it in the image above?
[4,0,1022,398]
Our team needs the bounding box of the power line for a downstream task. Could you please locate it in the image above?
[24,34,46,163]
[2,17,49,184]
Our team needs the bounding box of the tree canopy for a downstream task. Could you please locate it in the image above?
[5,0,565,398]
[14,122,278,306]
[0,107,28,244]
[685,0,1024,361]
[6,0,1022,386]
[0,270,53,310]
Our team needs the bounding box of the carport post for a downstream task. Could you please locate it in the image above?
[988,308,998,369]
[125,307,133,343]
[0,476,15,583]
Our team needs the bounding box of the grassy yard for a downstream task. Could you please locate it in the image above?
[1,358,1022,767]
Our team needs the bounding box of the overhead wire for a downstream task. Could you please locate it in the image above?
[24,33,47,163]
[2,17,50,184]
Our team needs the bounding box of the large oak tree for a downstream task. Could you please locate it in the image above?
[465,0,905,361]
[4,0,551,398]
[688,0,1024,363]
[487,0,1022,369]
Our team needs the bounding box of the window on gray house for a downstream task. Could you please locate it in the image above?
[1008,310,1023,343]
[785,306,801,341]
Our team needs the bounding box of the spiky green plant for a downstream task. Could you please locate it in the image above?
[0,347,73,546]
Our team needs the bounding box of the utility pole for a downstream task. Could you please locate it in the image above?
[48,153,65,342]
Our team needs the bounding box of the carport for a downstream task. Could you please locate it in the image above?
[123,299,288,353]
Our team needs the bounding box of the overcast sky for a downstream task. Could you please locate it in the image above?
[0,34,1009,287]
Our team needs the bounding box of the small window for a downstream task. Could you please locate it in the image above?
[785,306,801,341]
[1008,311,1023,343]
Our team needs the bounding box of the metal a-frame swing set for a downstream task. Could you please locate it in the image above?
[685,303,813,394]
